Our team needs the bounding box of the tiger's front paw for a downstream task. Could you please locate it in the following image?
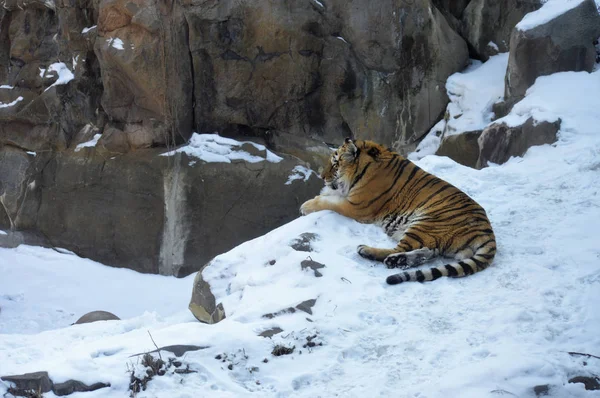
[300,198,320,215]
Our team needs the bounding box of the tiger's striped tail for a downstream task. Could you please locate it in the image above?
[386,240,496,285]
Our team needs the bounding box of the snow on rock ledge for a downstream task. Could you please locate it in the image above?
[162,133,283,165]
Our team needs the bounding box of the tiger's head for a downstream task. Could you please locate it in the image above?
[321,138,391,195]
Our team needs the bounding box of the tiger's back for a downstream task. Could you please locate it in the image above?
[301,139,496,284]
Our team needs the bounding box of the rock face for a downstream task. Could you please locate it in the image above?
[504,0,600,104]
[1,144,321,276]
[476,117,560,168]
[186,0,468,152]
[461,0,542,60]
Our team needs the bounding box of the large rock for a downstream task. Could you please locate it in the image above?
[504,0,600,104]
[461,0,542,60]
[476,117,560,168]
[3,139,321,276]
[185,0,468,153]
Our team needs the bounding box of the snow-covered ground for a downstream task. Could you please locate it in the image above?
[2,53,600,398]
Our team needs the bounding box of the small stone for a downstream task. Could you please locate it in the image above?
[228,364,233,370]
[301,259,326,277]
[74,310,120,324]
[295,299,317,315]
[1,371,53,394]
[258,327,284,338]
[263,358,269,363]
[533,384,550,396]
[53,380,110,396]
[290,233,319,252]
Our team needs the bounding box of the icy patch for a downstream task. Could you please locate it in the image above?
[517,0,585,31]
[0,96,23,108]
[285,165,316,185]
[44,62,74,91]
[81,25,96,34]
[162,133,283,164]
[74,134,102,151]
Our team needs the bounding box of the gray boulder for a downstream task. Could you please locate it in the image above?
[74,311,120,325]
[476,117,561,168]
[462,0,542,60]
[504,0,600,104]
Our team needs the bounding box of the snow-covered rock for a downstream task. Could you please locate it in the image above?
[505,0,600,104]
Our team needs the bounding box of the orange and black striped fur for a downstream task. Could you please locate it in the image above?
[300,139,496,285]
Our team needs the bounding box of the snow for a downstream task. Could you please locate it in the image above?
[74,133,102,151]
[44,62,75,91]
[517,0,586,31]
[285,165,316,185]
[0,96,23,108]
[0,230,7,235]
[2,61,600,397]
[109,38,125,50]
[487,41,499,51]
[313,0,324,7]
[410,54,508,160]
[336,36,347,43]
[162,133,283,164]
[0,85,13,89]
[81,25,96,34]
[26,151,36,156]
[0,245,193,335]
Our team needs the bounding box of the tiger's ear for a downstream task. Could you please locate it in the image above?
[345,139,358,159]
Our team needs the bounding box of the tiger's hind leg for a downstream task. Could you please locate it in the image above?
[383,247,437,270]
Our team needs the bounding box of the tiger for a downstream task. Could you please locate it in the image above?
[300,138,496,285]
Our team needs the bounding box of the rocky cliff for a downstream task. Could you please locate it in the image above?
[9,0,596,275]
